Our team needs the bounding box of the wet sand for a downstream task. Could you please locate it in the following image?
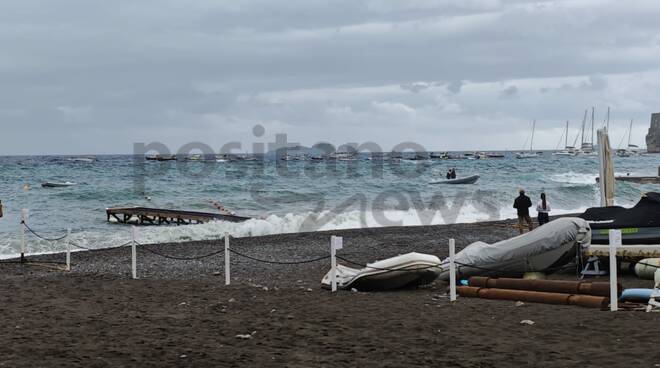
[1,220,659,367]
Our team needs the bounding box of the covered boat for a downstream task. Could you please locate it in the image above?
[42,181,77,188]
[580,192,660,245]
[438,217,591,280]
[430,174,480,185]
[321,252,442,291]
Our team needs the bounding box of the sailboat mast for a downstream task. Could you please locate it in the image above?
[581,109,587,146]
[530,120,536,152]
[565,121,569,148]
[628,119,633,147]
[606,107,610,131]
[591,107,595,145]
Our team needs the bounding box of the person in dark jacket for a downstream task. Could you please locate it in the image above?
[536,192,551,226]
[513,189,533,234]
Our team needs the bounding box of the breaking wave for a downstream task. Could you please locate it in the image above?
[0,205,589,259]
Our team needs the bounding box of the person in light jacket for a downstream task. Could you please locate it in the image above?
[536,193,550,226]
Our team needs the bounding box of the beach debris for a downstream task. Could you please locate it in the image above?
[351,288,358,293]
[228,298,236,303]
[179,354,187,359]
[515,301,525,307]
[235,331,256,340]
[262,286,269,291]
[306,288,313,292]
[520,320,535,326]
[270,309,277,314]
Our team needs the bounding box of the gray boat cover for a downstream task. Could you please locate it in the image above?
[438,217,591,280]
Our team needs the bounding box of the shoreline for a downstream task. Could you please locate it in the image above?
[0,212,583,261]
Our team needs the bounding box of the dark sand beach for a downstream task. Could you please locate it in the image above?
[2,220,659,368]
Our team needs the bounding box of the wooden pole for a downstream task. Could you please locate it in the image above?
[330,236,343,292]
[65,228,71,271]
[449,238,457,302]
[609,230,621,312]
[131,226,138,280]
[224,232,230,286]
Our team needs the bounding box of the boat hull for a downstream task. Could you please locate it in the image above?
[430,174,480,185]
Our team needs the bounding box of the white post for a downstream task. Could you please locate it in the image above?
[597,131,607,207]
[330,236,343,292]
[65,228,71,271]
[449,238,457,302]
[224,232,230,286]
[131,226,138,280]
[609,229,621,312]
[20,209,28,263]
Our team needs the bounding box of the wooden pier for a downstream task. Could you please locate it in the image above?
[106,207,251,226]
[615,176,660,184]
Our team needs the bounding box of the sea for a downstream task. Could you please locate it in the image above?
[0,153,658,258]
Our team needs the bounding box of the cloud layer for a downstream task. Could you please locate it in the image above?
[2,0,660,154]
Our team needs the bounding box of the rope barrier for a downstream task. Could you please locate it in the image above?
[635,261,660,270]
[21,221,68,242]
[137,242,225,261]
[229,248,330,265]
[69,240,133,251]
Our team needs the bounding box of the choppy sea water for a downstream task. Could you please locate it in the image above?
[0,153,658,258]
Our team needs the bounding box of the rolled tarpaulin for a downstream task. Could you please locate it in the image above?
[468,276,618,297]
[458,286,609,309]
[634,258,660,280]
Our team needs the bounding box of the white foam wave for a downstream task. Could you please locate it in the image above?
[549,172,597,185]
[549,171,633,185]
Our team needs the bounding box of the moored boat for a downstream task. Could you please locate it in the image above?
[42,181,77,188]
[430,174,480,185]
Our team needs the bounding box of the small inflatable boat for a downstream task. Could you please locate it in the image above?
[321,252,442,291]
[42,181,77,188]
[430,174,480,185]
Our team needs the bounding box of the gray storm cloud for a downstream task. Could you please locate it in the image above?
[1,0,660,154]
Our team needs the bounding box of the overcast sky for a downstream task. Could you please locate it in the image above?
[2,0,660,155]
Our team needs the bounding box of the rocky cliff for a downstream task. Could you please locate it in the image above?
[646,113,660,153]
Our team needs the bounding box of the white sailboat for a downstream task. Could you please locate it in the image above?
[516,120,540,159]
[616,119,641,157]
[553,121,578,156]
[580,108,598,157]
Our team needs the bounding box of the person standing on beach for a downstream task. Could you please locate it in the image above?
[536,193,551,226]
[513,189,533,234]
